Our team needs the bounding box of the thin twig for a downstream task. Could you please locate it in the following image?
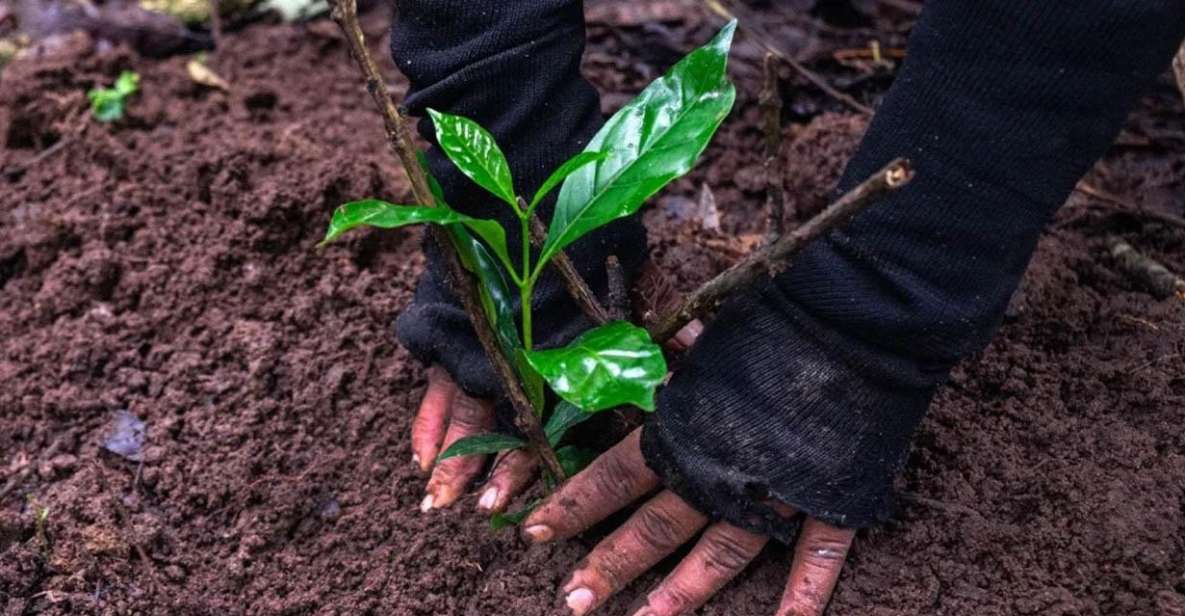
[648,159,913,342]
[0,438,63,499]
[326,0,563,480]
[1107,237,1185,301]
[209,0,223,50]
[1173,42,1185,108]
[90,460,158,587]
[1074,183,1185,232]
[759,52,788,241]
[702,0,874,115]
[528,214,611,326]
[605,255,629,320]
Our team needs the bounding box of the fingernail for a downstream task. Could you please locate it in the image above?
[630,609,654,616]
[412,453,421,468]
[565,587,596,615]
[419,493,434,513]
[523,524,553,543]
[477,487,499,511]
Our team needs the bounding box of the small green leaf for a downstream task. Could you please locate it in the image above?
[437,433,526,463]
[540,21,737,267]
[449,226,523,364]
[528,151,609,212]
[556,445,597,478]
[545,401,594,446]
[427,109,518,209]
[417,150,448,207]
[88,70,140,123]
[524,321,667,412]
[322,199,515,276]
[490,500,539,530]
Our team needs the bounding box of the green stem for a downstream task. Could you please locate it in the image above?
[520,216,534,350]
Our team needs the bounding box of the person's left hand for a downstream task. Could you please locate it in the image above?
[521,428,856,616]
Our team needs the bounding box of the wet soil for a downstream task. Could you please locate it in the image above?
[2,2,1184,615]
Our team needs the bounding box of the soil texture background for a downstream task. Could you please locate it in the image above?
[2,1,1184,614]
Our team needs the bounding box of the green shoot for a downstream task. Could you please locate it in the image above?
[88,71,140,123]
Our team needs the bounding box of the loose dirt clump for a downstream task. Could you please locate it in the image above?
[2,4,1184,615]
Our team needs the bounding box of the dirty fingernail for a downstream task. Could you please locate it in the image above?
[566,587,596,615]
[478,487,499,511]
[419,493,435,513]
[523,524,553,543]
[412,453,421,468]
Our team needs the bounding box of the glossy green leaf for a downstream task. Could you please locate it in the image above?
[436,433,526,463]
[539,21,737,267]
[490,500,539,530]
[417,150,448,207]
[545,401,594,446]
[322,199,515,274]
[427,108,518,209]
[556,446,597,478]
[524,321,667,413]
[527,151,609,212]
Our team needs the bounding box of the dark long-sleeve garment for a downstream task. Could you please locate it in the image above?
[390,0,1185,541]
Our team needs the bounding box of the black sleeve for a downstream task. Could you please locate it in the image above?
[389,0,648,399]
[642,1,1185,541]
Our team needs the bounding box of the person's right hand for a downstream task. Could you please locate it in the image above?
[411,365,537,513]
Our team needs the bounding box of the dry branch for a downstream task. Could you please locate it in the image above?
[702,0,874,115]
[759,52,788,240]
[528,214,611,325]
[648,159,913,342]
[1074,183,1185,232]
[326,0,563,480]
[606,255,629,320]
[1174,42,1185,107]
[1107,237,1185,301]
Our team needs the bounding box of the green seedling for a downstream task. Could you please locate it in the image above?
[322,22,738,518]
[88,71,140,123]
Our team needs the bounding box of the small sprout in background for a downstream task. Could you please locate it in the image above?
[26,494,51,553]
[88,71,140,123]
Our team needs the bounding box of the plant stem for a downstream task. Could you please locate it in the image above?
[520,216,534,349]
[647,159,914,342]
[326,0,564,480]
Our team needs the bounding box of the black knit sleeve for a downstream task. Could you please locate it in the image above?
[642,1,1185,541]
[390,0,648,399]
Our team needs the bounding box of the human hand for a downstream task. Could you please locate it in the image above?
[411,365,536,513]
[521,428,856,616]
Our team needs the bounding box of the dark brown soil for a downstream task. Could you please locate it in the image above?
[3,3,1184,615]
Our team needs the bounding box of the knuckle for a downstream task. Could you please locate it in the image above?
[586,452,635,503]
[699,529,758,572]
[801,534,851,567]
[654,580,697,614]
[447,396,490,430]
[632,502,686,551]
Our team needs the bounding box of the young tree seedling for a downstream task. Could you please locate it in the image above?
[88,71,140,123]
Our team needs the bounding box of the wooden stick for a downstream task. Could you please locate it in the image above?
[759,52,788,241]
[648,159,913,342]
[702,0,874,115]
[528,213,611,325]
[326,0,563,480]
[1074,183,1185,232]
[1173,42,1185,108]
[605,255,629,321]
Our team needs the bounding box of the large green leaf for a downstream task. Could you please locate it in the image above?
[538,21,737,266]
[436,433,526,463]
[428,109,518,209]
[527,151,608,212]
[524,321,667,412]
[321,200,515,274]
[544,401,595,446]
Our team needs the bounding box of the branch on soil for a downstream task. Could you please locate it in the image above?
[1074,182,1185,232]
[1107,237,1185,301]
[702,0,874,115]
[647,158,913,342]
[759,52,788,241]
[326,0,564,480]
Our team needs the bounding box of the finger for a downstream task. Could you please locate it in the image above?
[411,366,457,472]
[522,428,659,543]
[422,392,495,511]
[562,491,708,616]
[478,448,537,513]
[631,521,767,616]
[776,518,856,616]
[665,319,704,352]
